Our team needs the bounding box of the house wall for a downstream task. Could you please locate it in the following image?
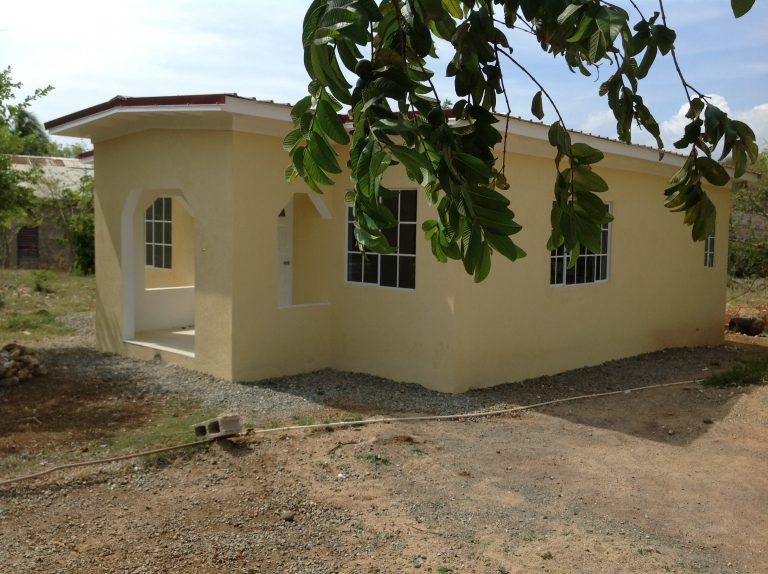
[229,132,334,381]
[447,153,729,392]
[144,197,195,288]
[92,122,730,394]
[93,129,235,379]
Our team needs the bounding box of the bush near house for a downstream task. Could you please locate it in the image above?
[729,152,768,279]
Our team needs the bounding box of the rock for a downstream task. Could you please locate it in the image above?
[0,343,46,385]
[280,511,295,522]
[728,316,766,336]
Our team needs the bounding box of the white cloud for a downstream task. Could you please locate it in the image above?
[660,95,768,152]
[578,95,768,153]
[579,110,615,136]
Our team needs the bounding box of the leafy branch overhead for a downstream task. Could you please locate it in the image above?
[287,0,759,282]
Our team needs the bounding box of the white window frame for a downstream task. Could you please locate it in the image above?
[345,189,417,290]
[550,203,612,287]
[145,197,172,270]
[704,230,715,268]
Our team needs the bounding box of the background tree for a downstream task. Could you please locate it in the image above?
[0,67,52,267]
[40,173,95,274]
[289,0,759,281]
[729,151,768,279]
[11,109,54,156]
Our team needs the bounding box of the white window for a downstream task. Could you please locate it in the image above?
[145,197,172,269]
[550,205,611,287]
[704,231,715,268]
[346,189,417,289]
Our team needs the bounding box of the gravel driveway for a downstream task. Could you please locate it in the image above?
[2,312,767,573]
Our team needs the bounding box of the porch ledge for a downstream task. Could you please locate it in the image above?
[125,328,196,358]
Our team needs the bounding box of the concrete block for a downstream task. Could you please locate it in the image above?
[193,413,241,439]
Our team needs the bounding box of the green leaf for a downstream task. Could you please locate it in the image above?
[557,3,584,24]
[695,157,730,186]
[588,29,601,62]
[571,143,604,165]
[732,0,756,18]
[303,152,335,186]
[282,128,303,152]
[685,97,706,120]
[291,96,313,124]
[474,241,491,283]
[454,153,492,180]
[595,6,627,45]
[651,25,676,55]
[316,99,350,144]
[531,90,544,120]
[441,0,463,19]
[485,232,526,261]
[284,163,299,183]
[567,14,594,43]
[570,165,609,192]
[636,44,656,79]
[308,134,342,174]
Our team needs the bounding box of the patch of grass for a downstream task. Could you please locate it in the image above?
[411,447,427,456]
[0,269,95,342]
[637,548,653,556]
[437,567,454,574]
[106,402,219,453]
[321,412,366,425]
[5,309,61,330]
[702,358,768,387]
[32,271,55,293]
[355,453,390,465]
[0,400,217,479]
[292,415,316,426]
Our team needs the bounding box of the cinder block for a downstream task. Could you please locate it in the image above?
[193,413,241,439]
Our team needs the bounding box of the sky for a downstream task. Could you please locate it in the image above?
[3,0,767,151]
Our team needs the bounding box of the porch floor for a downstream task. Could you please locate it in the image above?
[125,327,195,358]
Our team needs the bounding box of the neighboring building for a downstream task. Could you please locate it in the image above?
[46,94,739,393]
[6,155,93,269]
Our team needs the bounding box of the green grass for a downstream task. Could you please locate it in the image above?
[0,269,95,343]
[292,415,316,426]
[0,401,217,479]
[355,453,391,465]
[703,358,768,387]
[106,403,219,453]
[321,412,365,424]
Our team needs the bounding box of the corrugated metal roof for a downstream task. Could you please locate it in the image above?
[11,155,94,197]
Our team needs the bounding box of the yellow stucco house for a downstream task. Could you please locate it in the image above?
[46,94,731,393]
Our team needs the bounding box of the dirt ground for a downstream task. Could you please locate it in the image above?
[0,338,766,574]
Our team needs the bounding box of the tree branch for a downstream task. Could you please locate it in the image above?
[658,0,706,103]
[497,49,566,128]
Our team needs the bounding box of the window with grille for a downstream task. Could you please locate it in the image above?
[704,231,715,268]
[145,197,172,269]
[550,204,611,287]
[346,189,416,290]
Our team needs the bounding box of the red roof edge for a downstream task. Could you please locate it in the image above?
[45,93,235,130]
[78,150,94,160]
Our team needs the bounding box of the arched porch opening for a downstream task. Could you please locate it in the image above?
[121,190,196,357]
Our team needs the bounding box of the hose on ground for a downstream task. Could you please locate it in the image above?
[0,378,702,487]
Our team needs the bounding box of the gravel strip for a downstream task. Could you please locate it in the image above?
[33,312,742,424]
